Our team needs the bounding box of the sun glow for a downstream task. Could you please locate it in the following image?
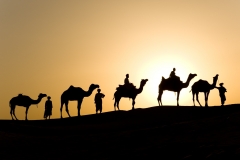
[137,53,196,106]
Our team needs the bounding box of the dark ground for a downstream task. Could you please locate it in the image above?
[1,104,240,159]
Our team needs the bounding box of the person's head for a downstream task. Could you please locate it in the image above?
[97,89,101,93]
[219,83,224,86]
[173,68,176,71]
[126,74,129,78]
[47,96,51,100]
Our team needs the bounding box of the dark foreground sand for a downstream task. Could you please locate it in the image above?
[1,105,240,159]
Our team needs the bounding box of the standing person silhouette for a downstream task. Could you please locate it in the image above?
[215,83,227,106]
[44,96,53,119]
[94,89,105,114]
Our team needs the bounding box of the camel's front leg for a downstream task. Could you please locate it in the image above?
[196,92,202,107]
[176,91,180,106]
[132,98,135,110]
[204,92,209,107]
[77,99,83,117]
[205,91,210,107]
[60,102,64,118]
[25,106,30,120]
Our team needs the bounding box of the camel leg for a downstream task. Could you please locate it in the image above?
[157,91,163,106]
[114,97,121,111]
[192,92,196,106]
[13,108,18,120]
[65,101,71,117]
[77,99,83,117]
[205,91,209,107]
[10,106,14,120]
[116,97,120,111]
[114,99,117,111]
[25,106,29,120]
[176,91,180,106]
[10,106,17,120]
[132,99,135,110]
[196,92,202,107]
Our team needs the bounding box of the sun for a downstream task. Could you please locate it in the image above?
[136,58,194,106]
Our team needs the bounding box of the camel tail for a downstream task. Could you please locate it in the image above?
[189,89,192,93]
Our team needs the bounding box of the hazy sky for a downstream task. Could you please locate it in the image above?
[1,0,240,120]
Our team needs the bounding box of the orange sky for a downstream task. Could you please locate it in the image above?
[1,0,240,120]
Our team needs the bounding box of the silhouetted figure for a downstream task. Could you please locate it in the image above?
[169,68,176,78]
[124,74,130,85]
[158,73,197,106]
[9,93,47,120]
[169,68,180,81]
[124,73,134,90]
[215,83,227,106]
[44,96,53,119]
[114,79,148,110]
[60,84,99,118]
[191,74,219,107]
[94,89,105,114]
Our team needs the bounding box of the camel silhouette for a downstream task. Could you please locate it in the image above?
[190,74,219,107]
[60,84,99,118]
[157,73,197,106]
[9,93,47,120]
[113,79,148,110]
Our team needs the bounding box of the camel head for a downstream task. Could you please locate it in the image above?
[89,84,100,90]
[140,79,148,87]
[38,93,47,99]
[189,73,197,80]
[211,74,219,88]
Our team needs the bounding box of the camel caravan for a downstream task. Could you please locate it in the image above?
[9,68,227,120]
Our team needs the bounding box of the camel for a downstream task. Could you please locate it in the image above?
[113,79,148,110]
[157,73,197,106]
[9,93,47,120]
[190,74,219,107]
[60,84,99,118]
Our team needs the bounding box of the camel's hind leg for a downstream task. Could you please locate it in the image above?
[114,97,121,111]
[196,92,202,107]
[10,105,18,120]
[157,91,163,106]
[60,102,64,118]
[77,99,83,117]
[205,91,209,107]
[192,92,196,106]
[65,101,71,117]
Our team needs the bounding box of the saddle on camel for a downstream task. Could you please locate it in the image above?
[116,74,136,94]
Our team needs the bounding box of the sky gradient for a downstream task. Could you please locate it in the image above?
[1,0,240,120]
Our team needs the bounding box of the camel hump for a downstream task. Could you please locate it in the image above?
[67,85,83,92]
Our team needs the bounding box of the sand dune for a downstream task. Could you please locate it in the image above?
[1,104,240,159]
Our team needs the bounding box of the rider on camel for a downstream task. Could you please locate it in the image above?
[169,68,180,81]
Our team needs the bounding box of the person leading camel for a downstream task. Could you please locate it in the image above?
[94,89,105,114]
[44,96,53,119]
[215,83,227,106]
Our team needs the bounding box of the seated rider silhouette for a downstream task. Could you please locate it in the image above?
[169,68,180,81]
[124,74,134,91]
